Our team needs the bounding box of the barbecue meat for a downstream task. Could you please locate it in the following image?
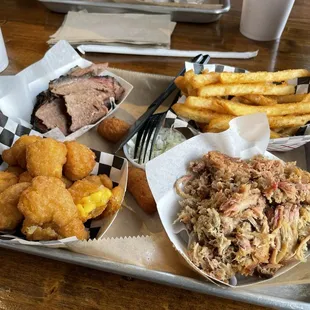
[32,90,70,135]
[64,90,110,132]
[31,64,125,136]
[68,63,108,77]
[176,151,310,283]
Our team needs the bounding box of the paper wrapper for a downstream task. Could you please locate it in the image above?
[170,62,310,152]
[145,113,310,287]
[48,12,176,48]
[0,114,128,247]
[0,40,133,141]
[1,67,310,287]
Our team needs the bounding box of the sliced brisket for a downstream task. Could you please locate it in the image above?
[31,90,70,136]
[65,90,109,132]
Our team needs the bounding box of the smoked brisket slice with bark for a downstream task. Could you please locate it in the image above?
[31,64,125,136]
[31,90,70,136]
[65,90,110,132]
[49,74,124,100]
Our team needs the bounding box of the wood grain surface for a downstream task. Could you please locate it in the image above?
[0,0,309,309]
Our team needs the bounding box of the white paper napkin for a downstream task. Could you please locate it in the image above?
[48,12,176,48]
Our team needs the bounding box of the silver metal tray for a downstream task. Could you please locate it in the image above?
[0,242,309,309]
[38,0,230,23]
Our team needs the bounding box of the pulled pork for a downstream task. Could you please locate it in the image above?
[176,151,310,283]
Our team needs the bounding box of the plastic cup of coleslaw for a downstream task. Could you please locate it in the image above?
[123,127,186,169]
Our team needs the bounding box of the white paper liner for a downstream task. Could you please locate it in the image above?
[0,40,133,141]
[145,113,310,287]
[77,45,259,59]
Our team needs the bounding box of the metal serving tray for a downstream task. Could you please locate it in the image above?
[38,0,230,23]
[0,242,309,309]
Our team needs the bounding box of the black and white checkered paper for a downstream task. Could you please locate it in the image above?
[0,113,128,247]
[167,62,310,152]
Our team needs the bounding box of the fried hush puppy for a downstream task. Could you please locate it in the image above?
[85,174,113,190]
[0,182,31,231]
[26,138,67,178]
[100,186,124,218]
[69,178,112,222]
[19,171,33,183]
[2,135,42,168]
[97,117,130,143]
[18,176,88,241]
[128,167,156,214]
[0,171,18,194]
[5,166,25,176]
[64,141,96,181]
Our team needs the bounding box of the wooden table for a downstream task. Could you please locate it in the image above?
[0,0,309,309]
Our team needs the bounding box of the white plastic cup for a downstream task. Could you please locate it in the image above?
[240,0,295,41]
[0,28,8,73]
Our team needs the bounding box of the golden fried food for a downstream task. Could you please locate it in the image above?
[18,176,88,240]
[61,176,73,189]
[172,103,231,123]
[2,149,17,166]
[198,83,295,98]
[3,135,42,169]
[101,186,124,218]
[128,167,156,214]
[85,174,113,190]
[0,171,18,194]
[97,117,130,143]
[219,69,310,84]
[64,141,96,181]
[0,182,31,231]
[216,99,310,116]
[69,178,112,222]
[26,138,67,178]
[19,171,33,183]
[185,96,224,113]
[5,166,25,176]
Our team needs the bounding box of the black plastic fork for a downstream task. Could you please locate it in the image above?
[133,54,211,164]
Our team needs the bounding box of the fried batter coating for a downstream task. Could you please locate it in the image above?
[128,167,157,214]
[18,176,88,240]
[64,141,96,181]
[69,178,112,222]
[85,174,113,190]
[61,176,73,189]
[5,166,25,176]
[101,186,124,218]
[26,138,67,178]
[97,117,130,143]
[3,135,42,169]
[2,149,18,166]
[19,171,33,183]
[0,171,18,194]
[0,182,31,231]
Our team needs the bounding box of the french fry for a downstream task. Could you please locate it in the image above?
[268,94,307,103]
[219,69,310,84]
[174,76,188,96]
[190,72,220,88]
[215,99,310,116]
[241,94,277,106]
[201,69,209,74]
[172,103,231,123]
[268,114,310,128]
[301,93,310,102]
[206,115,235,132]
[273,127,300,137]
[270,131,281,139]
[198,83,295,97]
[185,96,225,113]
[231,96,253,104]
